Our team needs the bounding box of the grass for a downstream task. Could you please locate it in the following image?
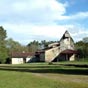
[0,61,88,88]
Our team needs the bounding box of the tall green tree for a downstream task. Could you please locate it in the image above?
[0,26,8,63]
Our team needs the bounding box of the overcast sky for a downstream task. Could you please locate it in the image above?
[0,0,88,45]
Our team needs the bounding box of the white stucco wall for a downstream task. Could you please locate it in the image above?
[70,54,75,61]
[12,58,23,64]
[26,58,31,62]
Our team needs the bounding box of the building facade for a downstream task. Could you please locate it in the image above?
[11,31,77,64]
[38,31,77,62]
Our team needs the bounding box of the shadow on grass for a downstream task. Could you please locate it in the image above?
[0,66,88,75]
[56,63,88,68]
[0,65,60,69]
[0,63,88,69]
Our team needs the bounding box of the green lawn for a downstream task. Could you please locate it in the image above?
[0,61,88,88]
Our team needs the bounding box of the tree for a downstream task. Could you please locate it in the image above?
[27,40,40,53]
[0,26,7,41]
[41,40,57,48]
[75,39,88,59]
[6,38,28,53]
[27,40,58,53]
[83,37,88,43]
[41,40,48,48]
[0,26,8,63]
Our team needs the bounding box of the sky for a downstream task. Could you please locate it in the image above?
[0,0,88,45]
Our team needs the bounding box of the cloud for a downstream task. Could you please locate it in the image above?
[4,22,88,44]
[0,0,68,45]
[56,11,88,21]
[3,23,67,39]
[0,0,88,22]
[0,0,88,45]
[0,0,68,24]
[69,12,88,20]
[68,25,88,42]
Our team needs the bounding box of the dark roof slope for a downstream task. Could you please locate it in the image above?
[61,49,77,54]
[11,52,34,58]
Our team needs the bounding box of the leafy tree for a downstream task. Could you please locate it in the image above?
[27,40,58,53]
[83,37,88,43]
[75,40,88,60]
[0,26,7,40]
[6,38,28,53]
[0,26,8,63]
[41,40,57,49]
[27,40,40,53]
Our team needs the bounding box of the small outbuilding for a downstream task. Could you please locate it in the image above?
[11,52,34,64]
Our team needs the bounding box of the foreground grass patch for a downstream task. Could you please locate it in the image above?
[0,70,88,88]
[0,70,68,88]
[0,62,88,88]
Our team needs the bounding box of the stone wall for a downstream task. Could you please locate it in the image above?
[45,46,60,62]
